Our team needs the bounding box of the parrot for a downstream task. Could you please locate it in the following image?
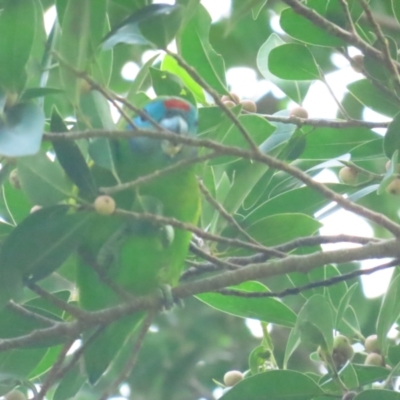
[76,97,201,383]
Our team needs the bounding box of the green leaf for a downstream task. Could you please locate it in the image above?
[0,206,94,308]
[21,88,63,101]
[301,125,380,160]
[244,184,349,226]
[220,370,325,400]
[268,44,319,80]
[280,0,345,47]
[335,283,358,330]
[378,150,398,195]
[0,348,47,395]
[58,0,90,105]
[53,363,86,400]
[179,4,227,94]
[218,112,297,222]
[0,0,36,92]
[2,180,31,224]
[17,151,73,206]
[384,114,400,158]
[252,1,268,19]
[150,68,196,105]
[162,55,206,104]
[352,364,390,386]
[392,0,400,25]
[196,281,297,328]
[103,4,184,49]
[51,108,97,200]
[377,270,400,354]
[0,103,45,157]
[245,213,321,247]
[347,79,400,117]
[320,362,359,394]
[354,390,400,400]
[364,37,398,84]
[295,295,334,352]
[257,34,310,103]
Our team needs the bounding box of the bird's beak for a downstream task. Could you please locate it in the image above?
[160,116,188,158]
[161,140,183,158]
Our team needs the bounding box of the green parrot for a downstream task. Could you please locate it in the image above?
[77,97,201,383]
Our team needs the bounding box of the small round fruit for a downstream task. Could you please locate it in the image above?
[342,391,357,400]
[290,106,308,119]
[9,169,21,189]
[385,160,400,172]
[339,167,358,185]
[94,195,116,215]
[5,390,27,400]
[80,78,92,93]
[221,92,240,104]
[30,205,42,214]
[223,100,236,109]
[5,92,18,109]
[364,334,380,354]
[351,54,364,73]
[223,370,244,387]
[364,352,384,366]
[240,100,257,113]
[386,179,400,195]
[332,335,354,368]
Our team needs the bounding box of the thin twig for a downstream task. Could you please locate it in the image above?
[113,208,286,257]
[198,179,284,253]
[98,310,156,400]
[0,238,399,351]
[8,300,57,327]
[100,152,218,195]
[35,338,76,400]
[338,0,356,34]
[165,49,260,153]
[360,0,400,91]
[27,282,88,320]
[216,259,399,299]
[46,127,400,235]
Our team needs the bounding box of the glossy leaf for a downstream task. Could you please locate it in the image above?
[377,270,400,355]
[268,44,319,80]
[0,348,47,395]
[355,390,400,400]
[17,151,73,206]
[257,34,310,103]
[295,295,334,352]
[179,4,227,94]
[162,55,206,104]
[347,79,400,117]
[0,0,36,92]
[59,0,90,104]
[384,113,400,158]
[280,0,345,47]
[103,4,183,49]
[197,281,297,328]
[245,213,321,247]
[0,206,94,309]
[51,109,97,200]
[150,68,196,106]
[393,0,400,24]
[220,370,325,400]
[53,363,86,400]
[0,103,45,157]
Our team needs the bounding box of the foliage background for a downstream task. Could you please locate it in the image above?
[1,0,400,399]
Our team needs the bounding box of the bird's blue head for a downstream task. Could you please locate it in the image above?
[129,97,198,162]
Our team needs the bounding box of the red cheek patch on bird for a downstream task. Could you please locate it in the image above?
[164,98,191,111]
